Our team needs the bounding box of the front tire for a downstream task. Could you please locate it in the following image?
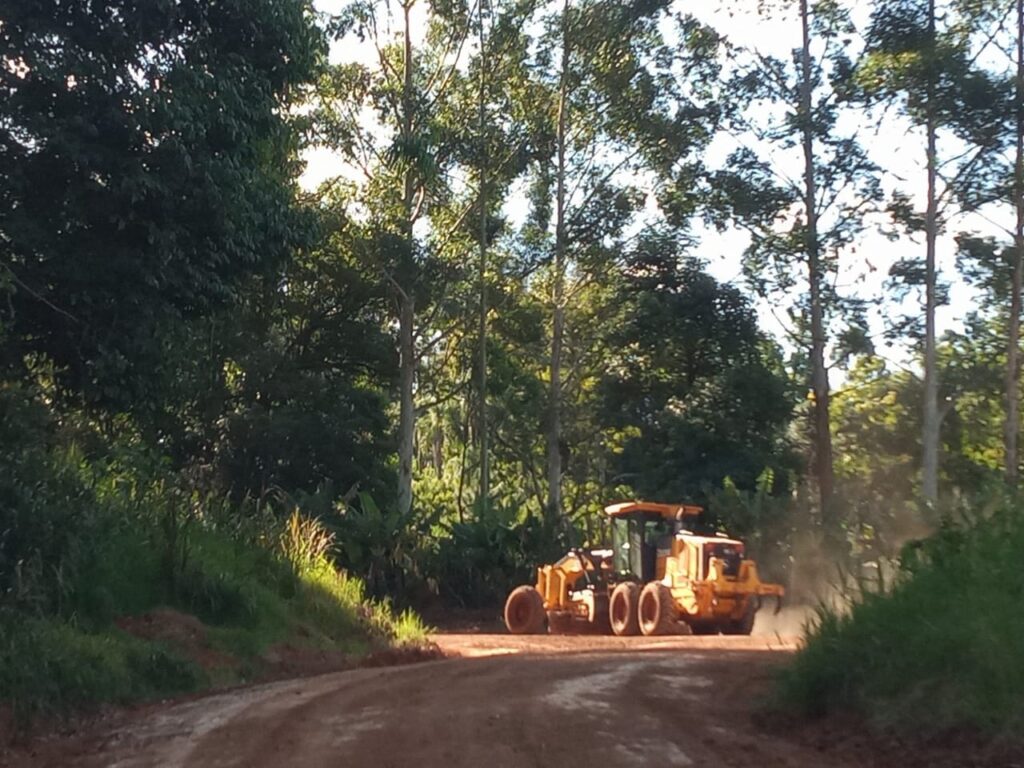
[504,586,546,634]
[638,582,677,636]
[609,582,641,636]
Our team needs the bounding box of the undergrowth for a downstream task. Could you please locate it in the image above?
[1,508,431,725]
[0,393,430,726]
[776,497,1024,737]
[0,506,430,725]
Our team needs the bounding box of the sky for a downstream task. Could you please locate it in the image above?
[301,0,1015,380]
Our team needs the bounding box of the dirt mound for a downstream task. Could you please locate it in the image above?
[115,609,235,673]
[362,642,445,668]
[116,607,206,644]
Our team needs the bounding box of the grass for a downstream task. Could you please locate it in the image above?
[0,392,434,729]
[776,503,1024,737]
[0,615,203,722]
[0,509,433,727]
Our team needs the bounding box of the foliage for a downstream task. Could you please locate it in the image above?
[0,404,427,723]
[202,208,396,503]
[0,0,326,407]
[331,492,430,600]
[0,614,203,724]
[0,387,102,614]
[600,236,798,502]
[7,0,1024,744]
[427,503,568,608]
[834,325,1014,519]
[777,494,1024,734]
[704,472,795,585]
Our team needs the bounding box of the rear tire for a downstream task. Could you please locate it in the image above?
[638,582,677,636]
[504,586,546,634]
[609,582,641,636]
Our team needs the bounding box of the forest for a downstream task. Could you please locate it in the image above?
[1,0,1023,741]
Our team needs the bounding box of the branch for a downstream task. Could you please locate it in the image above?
[5,268,81,325]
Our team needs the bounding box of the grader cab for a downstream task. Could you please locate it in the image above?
[503,501,784,636]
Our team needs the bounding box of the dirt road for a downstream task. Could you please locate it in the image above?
[7,629,1016,767]
[11,632,870,768]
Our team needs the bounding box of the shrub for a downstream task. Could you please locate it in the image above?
[0,612,202,722]
[0,387,102,615]
[776,499,1024,735]
[427,505,566,608]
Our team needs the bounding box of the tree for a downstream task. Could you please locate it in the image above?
[207,195,397,502]
[956,0,1024,486]
[0,0,324,409]
[525,0,721,520]
[711,0,881,540]
[317,0,477,516]
[1012,0,1024,486]
[859,0,1005,503]
[833,317,1011,520]
[599,232,796,504]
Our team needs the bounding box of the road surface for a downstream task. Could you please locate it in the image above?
[5,633,994,767]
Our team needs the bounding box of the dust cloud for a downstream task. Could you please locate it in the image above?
[752,605,816,638]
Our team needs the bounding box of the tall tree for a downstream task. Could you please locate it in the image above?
[711,0,879,540]
[1008,0,1023,485]
[859,0,1005,503]
[924,0,940,504]
[546,0,572,521]
[318,0,476,516]
[798,0,834,520]
[527,0,718,520]
[476,0,491,506]
[952,1,1021,485]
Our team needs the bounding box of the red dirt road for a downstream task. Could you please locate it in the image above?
[5,633,1009,767]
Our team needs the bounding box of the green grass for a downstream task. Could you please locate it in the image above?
[0,614,203,723]
[0,510,433,726]
[0,394,433,728]
[776,505,1024,736]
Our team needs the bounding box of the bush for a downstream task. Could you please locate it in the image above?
[426,505,567,608]
[0,402,431,725]
[0,387,102,614]
[0,612,202,722]
[776,498,1024,735]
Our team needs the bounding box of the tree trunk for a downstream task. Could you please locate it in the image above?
[922,0,939,504]
[397,294,416,516]
[396,0,417,517]
[546,0,570,522]
[799,0,835,535]
[1006,0,1024,487]
[477,0,490,507]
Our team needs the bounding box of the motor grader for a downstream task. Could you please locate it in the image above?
[503,501,784,636]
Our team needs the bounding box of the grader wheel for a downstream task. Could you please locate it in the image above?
[504,586,546,634]
[609,582,641,636]
[638,582,677,636]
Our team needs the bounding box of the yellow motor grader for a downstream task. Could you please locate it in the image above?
[503,501,784,636]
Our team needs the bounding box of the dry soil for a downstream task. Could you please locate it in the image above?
[3,632,1016,767]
